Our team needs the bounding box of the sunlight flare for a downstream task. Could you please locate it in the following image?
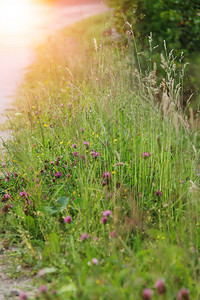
[0,0,33,35]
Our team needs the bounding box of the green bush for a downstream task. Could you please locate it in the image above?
[106,0,200,56]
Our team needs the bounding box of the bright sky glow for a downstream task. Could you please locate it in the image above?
[0,0,33,35]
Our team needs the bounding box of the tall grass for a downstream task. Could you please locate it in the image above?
[0,13,199,299]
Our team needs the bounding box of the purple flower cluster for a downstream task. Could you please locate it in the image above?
[155,189,163,196]
[91,151,99,158]
[80,233,89,240]
[101,210,112,224]
[141,152,150,158]
[142,288,152,300]
[20,191,29,198]
[101,172,112,186]
[64,215,72,224]
[177,288,190,300]
[83,141,90,146]
[54,172,62,179]
[155,279,166,295]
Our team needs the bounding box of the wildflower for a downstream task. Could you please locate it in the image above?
[180,180,184,184]
[38,285,47,293]
[72,144,77,148]
[142,288,152,300]
[84,141,90,146]
[80,127,85,132]
[50,123,53,128]
[102,210,112,217]
[67,174,71,178]
[177,288,190,300]
[141,152,150,158]
[43,124,48,127]
[102,172,112,184]
[64,215,72,224]
[54,172,62,178]
[110,231,117,238]
[3,193,11,200]
[155,279,166,295]
[20,191,28,197]
[50,161,54,165]
[80,233,89,240]
[101,180,106,187]
[101,216,108,224]
[155,189,163,196]
[73,152,79,157]
[92,258,99,265]
[91,151,99,158]
[19,291,28,300]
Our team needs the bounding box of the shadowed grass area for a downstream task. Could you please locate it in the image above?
[0,13,199,299]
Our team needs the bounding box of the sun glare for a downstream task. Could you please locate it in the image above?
[0,0,33,36]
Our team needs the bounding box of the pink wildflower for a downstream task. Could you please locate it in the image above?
[142,288,152,300]
[177,288,190,300]
[101,216,108,224]
[64,215,72,224]
[80,233,89,240]
[155,279,166,295]
[38,285,47,293]
[19,291,28,300]
[102,210,112,217]
[92,258,99,265]
[155,189,163,196]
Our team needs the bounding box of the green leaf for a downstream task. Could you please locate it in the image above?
[56,196,69,211]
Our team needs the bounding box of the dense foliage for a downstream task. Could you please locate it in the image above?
[0,13,199,299]
[106,0,200,56]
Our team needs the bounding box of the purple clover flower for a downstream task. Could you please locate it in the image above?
[80,233,89,240]
[72,144,77,148]
[155,189,163,196]
[38,285,47,293]
[102,210,112,217]
[3,193,11,200]
[84,141,90,146]
[20,191,28,197]
[64,215,72,224]
[54,172,62,178]
[91,151,99,158]
[101,216,108,224]
[141,152,151,158]
[67,174,71,178]
[142,288,152,300]
[73,152,79,157]
[177,288,190,300]
[155,279,166,295]
[102,172,112,184]
[19,291,28,300]
[92,258,99,265]
[101,180,106,187]
[110,231,118,238]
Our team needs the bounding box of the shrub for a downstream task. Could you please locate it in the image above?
[106,0,200,56]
